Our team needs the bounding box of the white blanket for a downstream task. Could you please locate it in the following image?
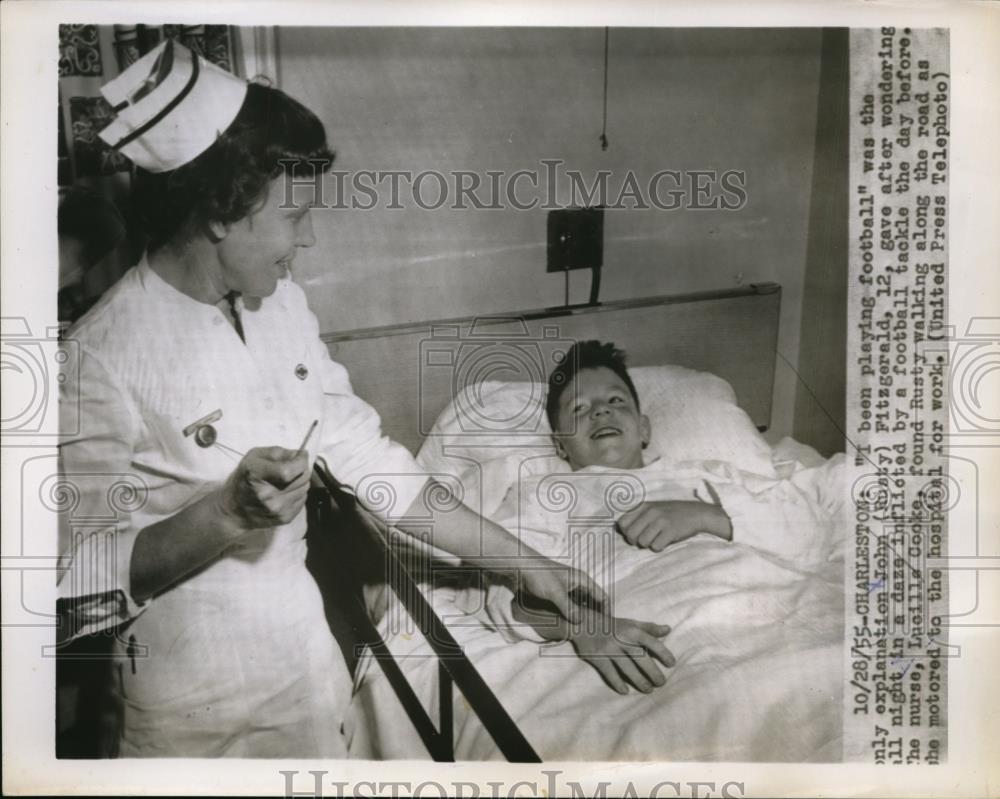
[347,454,846,761]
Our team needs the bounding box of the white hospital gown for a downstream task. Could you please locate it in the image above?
[58,257,426,757]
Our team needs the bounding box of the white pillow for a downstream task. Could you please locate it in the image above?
[630,366,775,476]
[416,365,776,518]
[416,381,564,517]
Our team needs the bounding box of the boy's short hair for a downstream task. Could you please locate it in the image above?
[133,82,334,250]
[545,340,641,430]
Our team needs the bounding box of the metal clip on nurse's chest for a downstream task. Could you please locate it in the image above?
[183,409,223,449]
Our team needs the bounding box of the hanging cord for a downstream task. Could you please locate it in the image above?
[600,27,609,151]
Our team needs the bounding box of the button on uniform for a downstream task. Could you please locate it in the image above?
[194,425,217,448]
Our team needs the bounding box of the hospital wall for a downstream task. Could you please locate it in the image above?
[277,28,847,455]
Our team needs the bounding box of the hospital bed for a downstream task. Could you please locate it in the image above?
[310,282,845,761]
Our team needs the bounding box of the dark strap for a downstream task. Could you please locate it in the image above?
[110,44,201,152]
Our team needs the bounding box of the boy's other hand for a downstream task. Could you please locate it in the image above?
[616,500,732,551]
[571,616,675,695]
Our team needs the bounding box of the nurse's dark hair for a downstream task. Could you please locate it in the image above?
[545,340,641,430]
[133,82,334,250]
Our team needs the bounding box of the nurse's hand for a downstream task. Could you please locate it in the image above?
[218,446,311,532]
[518,560,610,625]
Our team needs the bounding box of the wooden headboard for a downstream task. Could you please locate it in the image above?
[322,283,781,455]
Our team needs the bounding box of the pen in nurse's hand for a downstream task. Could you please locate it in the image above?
[283,419,318,487]
[295,419,319,457]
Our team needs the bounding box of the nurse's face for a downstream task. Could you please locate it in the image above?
[213,174,318,299]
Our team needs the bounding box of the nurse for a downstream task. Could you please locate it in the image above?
[58,40,601,757]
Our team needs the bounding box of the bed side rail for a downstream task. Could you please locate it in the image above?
[309,462,541,763]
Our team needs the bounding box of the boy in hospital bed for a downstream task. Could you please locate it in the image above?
[476,340,841,694]
[546,340,734,551]
[349,341,844,758]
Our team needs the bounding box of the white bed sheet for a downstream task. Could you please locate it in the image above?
[346,451,846,762]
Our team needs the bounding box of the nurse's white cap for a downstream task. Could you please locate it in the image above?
[98,39,248,173]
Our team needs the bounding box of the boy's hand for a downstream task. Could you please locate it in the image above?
[570,617,675,695]
[511,597,675,695]
[616,500,732,552]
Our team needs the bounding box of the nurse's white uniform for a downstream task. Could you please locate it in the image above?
[58,257,426,757]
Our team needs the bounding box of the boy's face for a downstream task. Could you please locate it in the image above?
[552,367,650,470]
